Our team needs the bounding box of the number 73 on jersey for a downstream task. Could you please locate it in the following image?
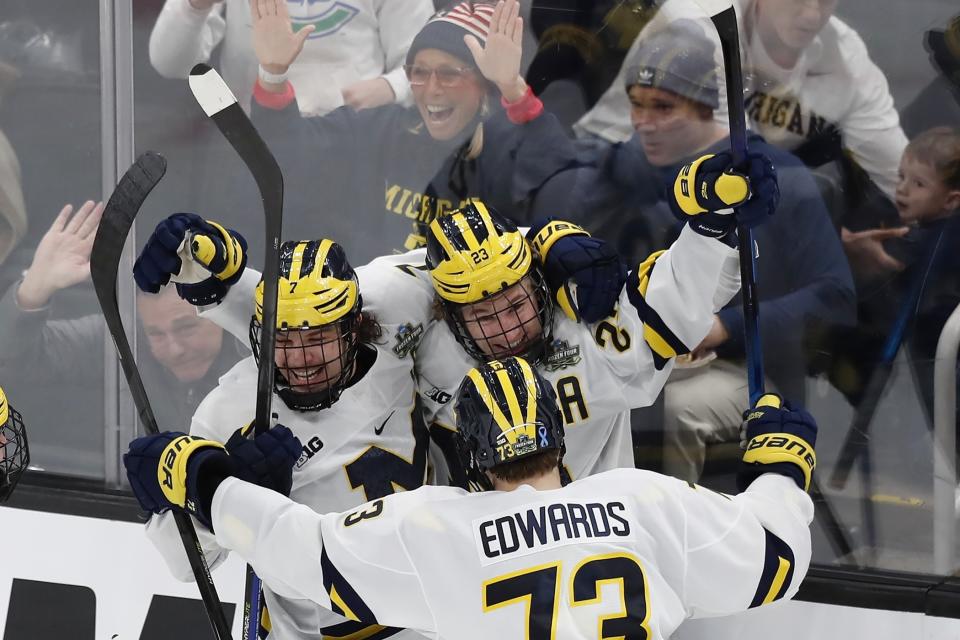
[483,552,651,639]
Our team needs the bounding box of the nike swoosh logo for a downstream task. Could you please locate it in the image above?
[374,410,396,436]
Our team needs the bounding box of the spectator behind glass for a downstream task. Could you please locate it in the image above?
[551,19,854,483]
[148,0,435,116]
[817,128,960,447]
[901,13,960,136]
[249,0,579,263]
[0,202,247,432]
[576,0,907,203]
[0,60,27,270]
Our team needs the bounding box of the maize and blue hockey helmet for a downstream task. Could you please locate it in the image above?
[454,357,564,490]
[250,239,363,412]
[425,200,554,364]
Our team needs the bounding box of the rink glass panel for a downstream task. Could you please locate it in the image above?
[1,0,950,579]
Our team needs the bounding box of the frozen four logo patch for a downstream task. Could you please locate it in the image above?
[544,339,581,372]
[393,322,424,358]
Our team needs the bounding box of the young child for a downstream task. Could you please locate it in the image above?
[823,127,960,426]
[895,126,960,226]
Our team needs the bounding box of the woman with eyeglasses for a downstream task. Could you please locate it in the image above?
[248,0,578,263]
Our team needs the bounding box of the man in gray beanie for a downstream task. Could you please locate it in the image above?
[625,19,720,110]
[618,18,853,484]
[622,18,725,167]
[532,14,854,486]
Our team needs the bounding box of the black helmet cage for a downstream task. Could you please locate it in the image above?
[0,403,29,502]
[249,297,363,412]
[442,267,556,365]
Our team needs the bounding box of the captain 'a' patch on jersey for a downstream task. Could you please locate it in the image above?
[418,225,739,483]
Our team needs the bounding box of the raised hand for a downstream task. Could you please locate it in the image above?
[250,0,316,75]
[18,200,104,310]
[464,0,527,102]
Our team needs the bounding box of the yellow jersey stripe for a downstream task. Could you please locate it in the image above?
[762,557,792,605]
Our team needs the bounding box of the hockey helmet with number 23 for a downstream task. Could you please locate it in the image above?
[425,200,554,363]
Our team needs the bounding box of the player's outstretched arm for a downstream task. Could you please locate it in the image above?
[680,395,815,618]
[211,478,436,633]
[126,422,301,579]
[607,152,778,381]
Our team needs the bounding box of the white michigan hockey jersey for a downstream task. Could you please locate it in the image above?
[145,252,435,639]
[419,225,741,484]
[210,468,814,640]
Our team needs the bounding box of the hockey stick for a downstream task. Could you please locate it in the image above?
[707,3,765,406]
[698,0,857,561]
[189,63,284,640]
[91,151,234,640]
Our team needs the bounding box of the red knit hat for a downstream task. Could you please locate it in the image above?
[405,2,496,67]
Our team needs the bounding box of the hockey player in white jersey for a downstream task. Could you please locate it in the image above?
[132,227,435,639]
[418,170,774,484]
[124,355,816,639]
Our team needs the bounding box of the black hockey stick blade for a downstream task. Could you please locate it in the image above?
[709,4,748,166]
[91,151,234,640]
[92,151,166,435]
[699,1,766,403]
[189,64,283,640]
[189,63,283,437]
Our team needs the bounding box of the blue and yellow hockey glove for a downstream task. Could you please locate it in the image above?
[133,212,247,305]
[123,425,302,530]
[124,432,231,529]
[737,394,818,492]
[528,219,627,323]
[670,151,779,240]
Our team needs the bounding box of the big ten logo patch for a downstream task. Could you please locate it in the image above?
[425,387,453,404]
[297,435,325,469]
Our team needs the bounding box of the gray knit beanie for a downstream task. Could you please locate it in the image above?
[624,19,719,110]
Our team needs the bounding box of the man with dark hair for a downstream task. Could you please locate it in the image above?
[123,356,818,639]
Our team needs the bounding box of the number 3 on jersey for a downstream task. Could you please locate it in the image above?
[483,553,651,639]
